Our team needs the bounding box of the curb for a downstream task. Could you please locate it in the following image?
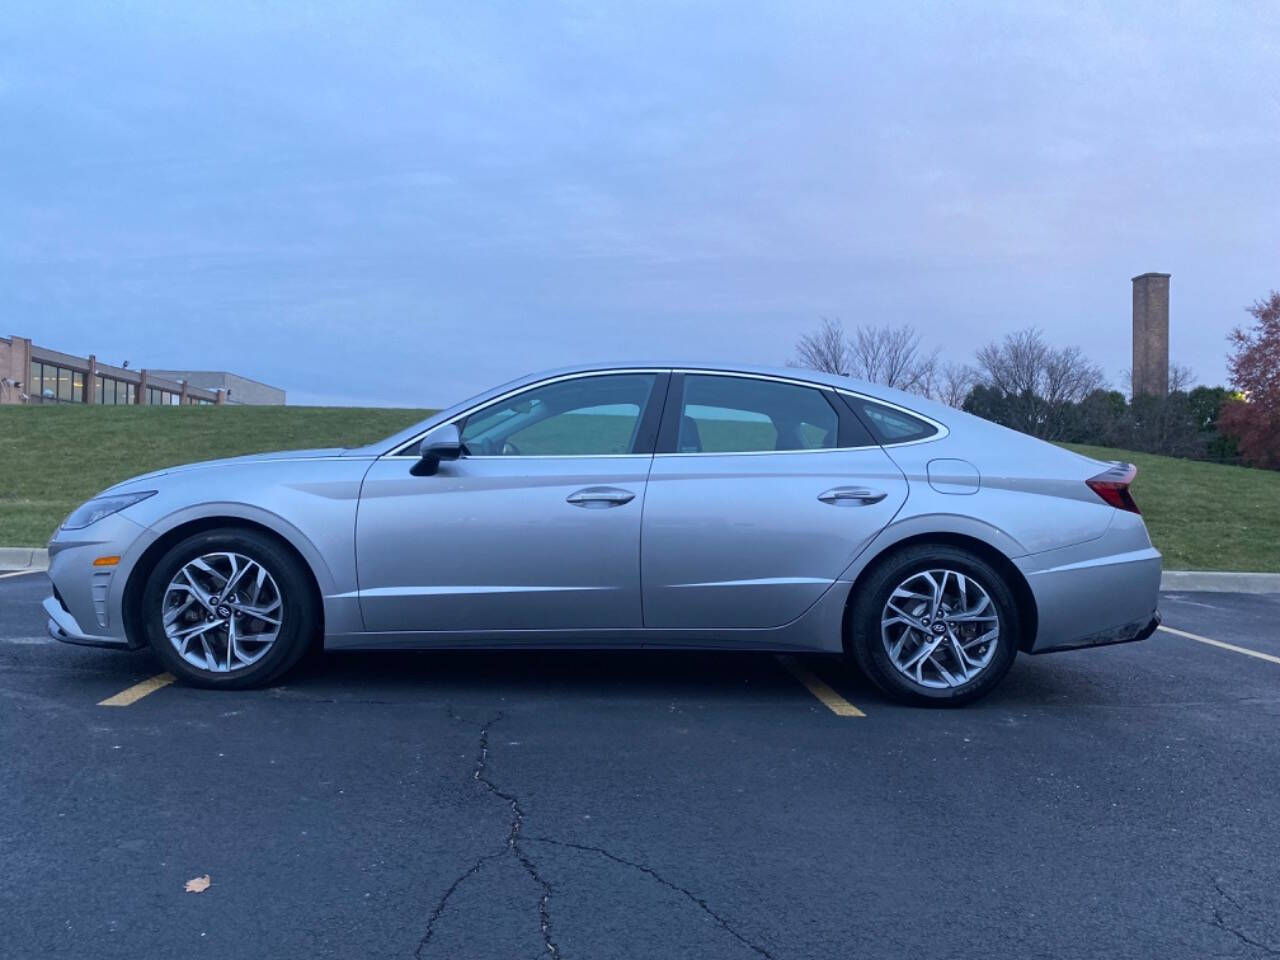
[0,547,48,573]
[0,548,1276,593]
[1160,570,1280,595]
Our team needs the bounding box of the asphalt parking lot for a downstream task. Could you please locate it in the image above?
[2,571,1279,959]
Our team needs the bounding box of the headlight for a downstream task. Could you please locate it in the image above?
[61,491,157,531]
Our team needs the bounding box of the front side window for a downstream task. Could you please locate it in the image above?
[677,375,839,453]
[459,373,657,457]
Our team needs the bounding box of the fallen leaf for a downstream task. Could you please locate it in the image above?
[184,875,211,894]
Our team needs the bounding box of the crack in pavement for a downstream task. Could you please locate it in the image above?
[415,710,560,959]
[416,709,774,960]
[529,837,777,960]
[1206,873,1280,957]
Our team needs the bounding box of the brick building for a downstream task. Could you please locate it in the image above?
[0,335,284,406]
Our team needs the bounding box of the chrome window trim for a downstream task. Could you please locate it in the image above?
[383,453,655,461]
[673,368,840,389]
[653,446,878,458]
[668,369,949,455]
[385,368,669,458]
[382,367,950,459]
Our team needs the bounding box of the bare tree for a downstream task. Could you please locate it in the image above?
[972,328,1105,438]
[792,319,938,395]
[788,321,962,399]
[974,328,1048,400]
[1044,345,1105,407]
[849,324,938,393]
[1168,362,1197,393]
[791,317,852,376]
[935,362,975,408]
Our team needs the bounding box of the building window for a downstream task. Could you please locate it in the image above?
[38,363,56,402]
[99,376,130,405]
[24,362,95,403]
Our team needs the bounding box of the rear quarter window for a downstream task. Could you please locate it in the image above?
[844,396,940,444]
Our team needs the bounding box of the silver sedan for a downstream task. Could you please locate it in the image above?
[44,363,1161,705]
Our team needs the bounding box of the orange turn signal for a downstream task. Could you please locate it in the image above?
[93,556,121,567]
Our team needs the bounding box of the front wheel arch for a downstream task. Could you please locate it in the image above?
[123,517,324,650]
[841,532,1038,655]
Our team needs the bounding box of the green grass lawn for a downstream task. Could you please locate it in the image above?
[1,406,1276,570]
[1063,443,1280,572]
[0,405,431,546]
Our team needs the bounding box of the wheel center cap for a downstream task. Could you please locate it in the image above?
[931,622,946,634]
[216,604,232,619]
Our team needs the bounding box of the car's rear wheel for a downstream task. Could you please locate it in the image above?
[141,528,316,689]
[848,544,1021,706]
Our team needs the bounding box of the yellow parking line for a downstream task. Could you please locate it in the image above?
[1159,625,1280,666]
[99,673,175,707]
[776,655,865,717]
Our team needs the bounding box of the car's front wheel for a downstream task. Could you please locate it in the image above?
[848,544,1021,706]
[141,528,316,689]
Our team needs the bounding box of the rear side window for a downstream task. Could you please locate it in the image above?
[677,375,840,453]
[845,396,939,444]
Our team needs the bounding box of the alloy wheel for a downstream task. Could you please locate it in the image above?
[880,568,1000,689]
[162,552,284,673]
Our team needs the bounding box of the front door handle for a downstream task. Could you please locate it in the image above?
[566,486,636,508]
[818,486,888,505]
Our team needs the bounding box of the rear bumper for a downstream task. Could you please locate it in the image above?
[1016,514,1162,654]
[43,594,131,650]
[1031,611,1161,655]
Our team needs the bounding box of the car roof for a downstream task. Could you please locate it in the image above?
[527,360,875,391]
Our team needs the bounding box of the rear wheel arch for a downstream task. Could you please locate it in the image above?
[841,532,1038,654]
[123,517,324,648]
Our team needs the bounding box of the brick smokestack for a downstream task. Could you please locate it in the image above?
[1131,272,1170,397]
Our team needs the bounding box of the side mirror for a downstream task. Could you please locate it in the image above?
[410,423,464,477]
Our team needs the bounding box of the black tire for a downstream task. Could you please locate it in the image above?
[848,544,1021,707]
[141,528,317,689]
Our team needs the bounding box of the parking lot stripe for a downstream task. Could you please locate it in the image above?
[98,673,175,707]
[1159,625,1280,666]
[0,570,42,580]
[776,656,865,717]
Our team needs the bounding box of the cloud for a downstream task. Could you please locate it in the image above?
[2,0,1277,403]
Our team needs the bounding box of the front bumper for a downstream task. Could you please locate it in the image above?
[43,593,131,649]
[44,512,153,650]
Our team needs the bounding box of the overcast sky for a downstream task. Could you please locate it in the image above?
[2,1,1276,406]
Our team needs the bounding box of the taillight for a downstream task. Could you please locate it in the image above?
[1086,462,1140,514]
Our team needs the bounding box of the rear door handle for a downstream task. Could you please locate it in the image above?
[566,486,636,508]
[818,486,887,505]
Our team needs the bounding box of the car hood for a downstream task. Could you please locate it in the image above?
[104,448,350,492]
